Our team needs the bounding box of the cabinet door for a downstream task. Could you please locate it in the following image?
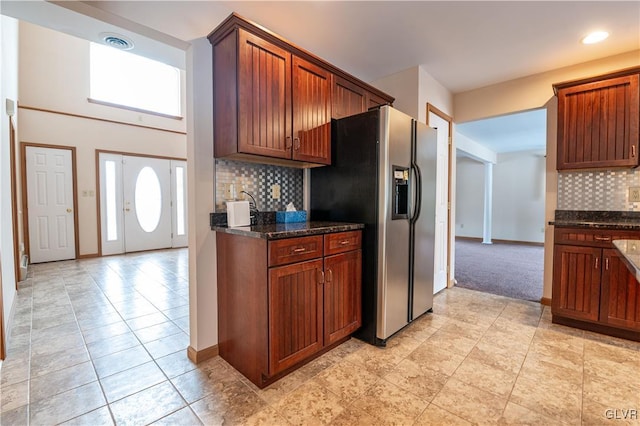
[238,29,292,159]
[557,74,639,170]
[332,75,366,119]
[269,259,323,375]
[552,245,601,321]
[324,250,362,345]
[292,56,332,165]
[601,249,640,330]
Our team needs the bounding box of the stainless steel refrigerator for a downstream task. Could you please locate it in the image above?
[311,105,437,346]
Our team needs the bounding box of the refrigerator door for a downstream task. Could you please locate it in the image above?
[411,123,437,318]
[376,106,412,340]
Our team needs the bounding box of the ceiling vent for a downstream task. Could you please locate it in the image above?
[100,32,134,50]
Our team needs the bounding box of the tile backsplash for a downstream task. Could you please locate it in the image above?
[215,159,303,212]
[557,169,640,211]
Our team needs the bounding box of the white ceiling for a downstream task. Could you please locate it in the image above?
[2,1,638,153]
[456,109,547,154]
[71,1,640,94]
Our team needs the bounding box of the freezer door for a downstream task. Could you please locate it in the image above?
[412,123,437,317]
[376,106,412,340]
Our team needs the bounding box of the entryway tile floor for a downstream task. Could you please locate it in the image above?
[1,249,639,425]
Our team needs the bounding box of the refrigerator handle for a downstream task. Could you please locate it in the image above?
[410,121,423,224]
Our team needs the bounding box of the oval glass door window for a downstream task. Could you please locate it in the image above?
[134,166,162,232]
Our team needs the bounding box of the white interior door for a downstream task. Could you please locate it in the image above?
[170,160,188,248]
[428,112,450,294]
[26,146,76,263]
[122,156,172,252]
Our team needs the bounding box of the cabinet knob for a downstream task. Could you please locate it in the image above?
[293,137,300,151]
[594,236,611,241]
[595,257,599,269]
[292,247,306,253]
[285,136,292,149]
[326,268,333,283]
[318,269,325,284]
[632,145,636,158]
[339,240,350,245]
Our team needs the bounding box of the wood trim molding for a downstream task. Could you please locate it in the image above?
[77,253,99,259]
[87,98,183,120]
[540,297,551,306]
[426,103,454,289]
[21,142,80,262]
[455,236,545,247]
[9,117,20,287]
[187,344,219,364]
[18,105,187,136]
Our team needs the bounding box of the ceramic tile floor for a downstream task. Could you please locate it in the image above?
[1,249,640,425]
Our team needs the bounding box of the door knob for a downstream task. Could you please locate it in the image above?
[66,208,72,213]
[125,208,131,212]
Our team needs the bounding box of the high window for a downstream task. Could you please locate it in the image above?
[89,43,181,117]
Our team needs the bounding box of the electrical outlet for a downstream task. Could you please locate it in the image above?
[271,184,281,200]
[630,187,640,202]
[237,185,245,199]
[224,183,235,200]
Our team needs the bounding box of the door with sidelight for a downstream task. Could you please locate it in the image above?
[99,153,187,255]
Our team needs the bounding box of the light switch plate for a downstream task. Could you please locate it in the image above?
[629,187,640,202]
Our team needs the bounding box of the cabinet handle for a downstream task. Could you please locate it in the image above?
[292,247,306,253]
[326,268,333,283]
[594,236,611,242]
[286,136,292,149]
[318,269,325,284]
[595,257,599,269]
[632,145,636,158]
[339,240,350,245]
[605,258,609,271]
[293,137,300,151]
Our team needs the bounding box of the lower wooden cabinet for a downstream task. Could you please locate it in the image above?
[552,227,640,340]
[216,229,362,387]
[552,244,601,322]
[269,259,324,375]
[600,249,640,330]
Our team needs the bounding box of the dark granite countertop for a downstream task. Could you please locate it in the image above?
[212,220,364,240]
[550,210,640,230]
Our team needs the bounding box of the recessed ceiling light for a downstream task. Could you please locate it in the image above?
[99,32,134,50]
[582,31,609,45]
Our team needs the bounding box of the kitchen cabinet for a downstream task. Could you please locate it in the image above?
[209,13,394,167]
[600,249,640,330]
[216,229,362,387]
[332,75,366,119]
[552,227,640,339]
[553,68,640,170]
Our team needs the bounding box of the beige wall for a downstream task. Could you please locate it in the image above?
[18,21,187,256]
[187,37,217,351]
[453,50,640,301]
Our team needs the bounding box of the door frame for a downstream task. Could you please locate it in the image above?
[95,149,187,256]
[10,118,20,287]
[21,142,79,262]
[426,103,454,288]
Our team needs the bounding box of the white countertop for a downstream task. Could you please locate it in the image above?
[613,240,640,281]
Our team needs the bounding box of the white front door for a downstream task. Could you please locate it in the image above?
[122,156,172,253]
[26,146,76,263]
[428,111,450,294]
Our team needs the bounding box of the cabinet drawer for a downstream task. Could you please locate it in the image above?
[324,231,362,255]
[269,235,323,267]
[554,228,640,248]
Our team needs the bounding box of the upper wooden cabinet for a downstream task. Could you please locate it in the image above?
[554,68,640,170]
[209,13,394,167]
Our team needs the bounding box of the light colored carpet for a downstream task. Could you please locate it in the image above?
[454,239,544,302]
